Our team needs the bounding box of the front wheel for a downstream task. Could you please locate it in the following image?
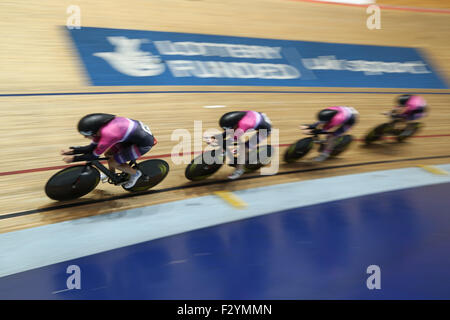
[45,165,100,201]
[283,138,314,163]
[185,150,224,181]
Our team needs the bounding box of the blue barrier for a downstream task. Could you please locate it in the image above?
[67,27,448,89]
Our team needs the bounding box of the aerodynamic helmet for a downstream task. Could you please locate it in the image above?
[219,111,247,129]
[317,109,338,122]
[397,95,413,106]
[77,113,116,136]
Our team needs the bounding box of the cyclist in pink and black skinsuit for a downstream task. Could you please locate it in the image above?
[391,95,427,121]
[213,111,272,180]
[61,114,156,189]
[302,106,358,162]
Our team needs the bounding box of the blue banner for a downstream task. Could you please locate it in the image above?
[67,27,448,88]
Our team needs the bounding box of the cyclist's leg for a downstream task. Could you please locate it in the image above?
[113,135,155,187]
[396,112,423,141]
[105,147,120,174]
[118,139,154,170]
[314,116,354,161]
[244,117,272,154]
[97,146,121,183]
[251,117,272,147]
[389,118,406,135]
[313,134,337,162]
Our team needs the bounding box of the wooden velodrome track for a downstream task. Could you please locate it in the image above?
[0,0,449,233]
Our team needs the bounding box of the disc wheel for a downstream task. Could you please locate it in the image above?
[245,145,274,171]
[45,165,100,201]
[185,150,224,181]
[331,135,353,157]
[364,123,392,145]
[283,138,314,163]
[124,159,170,192]
[397,122,422,142]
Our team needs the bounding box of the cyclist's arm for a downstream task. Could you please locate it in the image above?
[72,153,99,162]
[390,107,406,118]
[302,122,328,135]
[306,122,321,130]
[72,135,120,162]
[70,143,97,154]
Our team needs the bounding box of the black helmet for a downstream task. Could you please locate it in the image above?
[397,94,412,106]
[78,113,115,136]
[219,111,247,129]
[318,109,338,122]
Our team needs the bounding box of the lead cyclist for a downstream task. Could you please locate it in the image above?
[61,113,157,189]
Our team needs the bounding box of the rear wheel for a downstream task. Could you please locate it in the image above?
[45,165,100,201]
[331,135,353,156]
[397,122,422,142]
[364,123,392,145]
[245,145,274,171]
[283,138,314,163]
[124,159,170,192]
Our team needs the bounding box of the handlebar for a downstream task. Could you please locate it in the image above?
[69,157,109,164]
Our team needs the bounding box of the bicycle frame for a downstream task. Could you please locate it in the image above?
[81,157,134,185]
[305,132,329,145]
[204,138,244,165]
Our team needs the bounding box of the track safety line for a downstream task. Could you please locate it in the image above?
[213,191,248,209]
[417,165,449,175]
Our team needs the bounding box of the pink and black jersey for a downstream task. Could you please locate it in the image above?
[92,117,138,156]
[217,111,272,150]
[399,96,427,120]
[322,106,357,131]
[309,106,357,137]
[232,111,263,139]
[73,117,155,163]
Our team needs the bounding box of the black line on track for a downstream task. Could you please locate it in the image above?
[1,154,449,220]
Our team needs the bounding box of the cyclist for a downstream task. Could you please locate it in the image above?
[61,113,157,189]
[390,94,427,121]
[207,111,272,180]
[301,106,358,162]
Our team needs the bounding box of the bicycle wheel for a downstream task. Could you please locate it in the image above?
[397,122,422,142]
[185,150,224,181]
[124,159,170,192]
[283,138,314,163]
[45,165,100,201]
[364,123,391,145]
[331,135,353,156]
[245,145,274,171]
